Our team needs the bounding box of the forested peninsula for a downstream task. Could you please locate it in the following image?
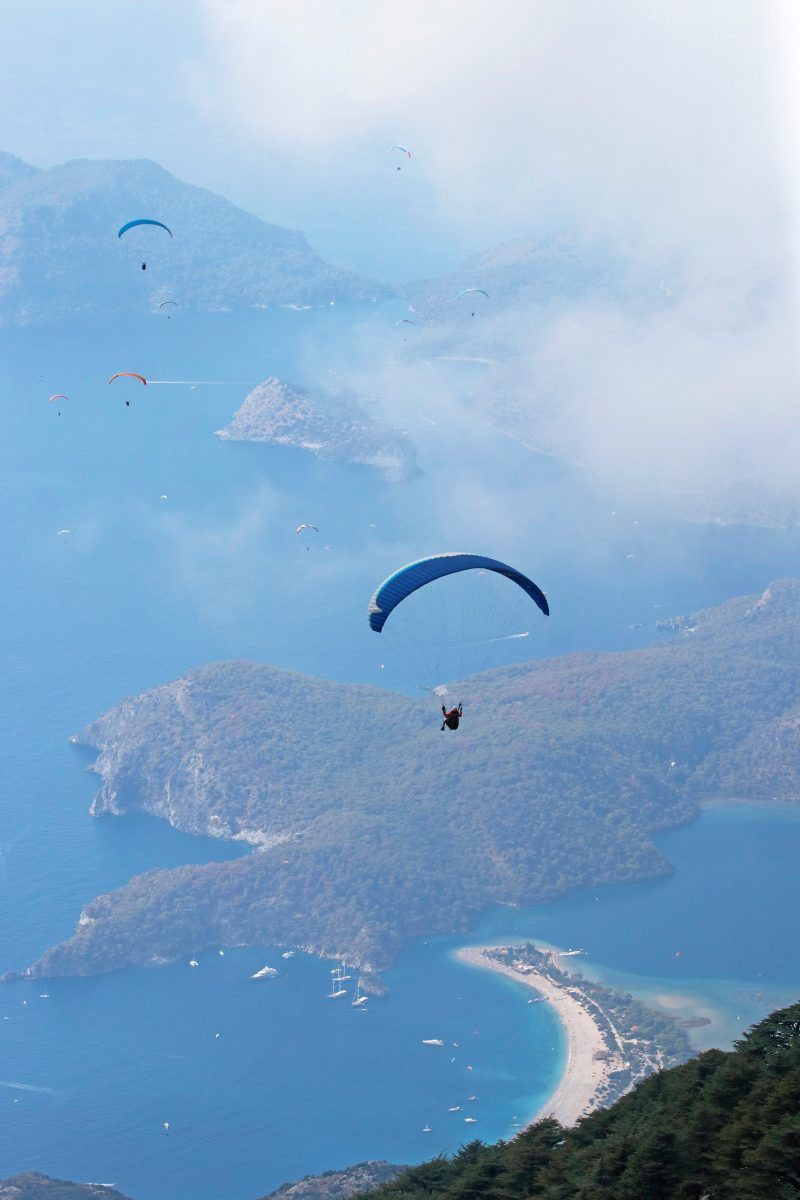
[13,580,800,982]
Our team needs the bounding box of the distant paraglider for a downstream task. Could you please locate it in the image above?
[296,523,319,550]
[118,219,173,272]
[390,145,411,170]
[159,300,178,319]
[457,287,489,317]
[108,372,147,406]
[49,393,68,415]
[118,219,173,240]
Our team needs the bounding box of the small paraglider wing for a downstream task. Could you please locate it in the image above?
[117,219,173,239]
[48,394,68,403]
[367,553,549,632]
[457,288,490,300]
[395,318,418,326]
[390,145,412,158]
[295,523,320,534]
[158,300,178,309]
[108,372,147,386]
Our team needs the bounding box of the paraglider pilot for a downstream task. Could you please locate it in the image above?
[441,703,463,731]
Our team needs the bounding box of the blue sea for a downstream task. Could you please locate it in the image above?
[1,307,799,1199]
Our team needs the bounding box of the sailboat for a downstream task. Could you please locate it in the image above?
[328,967,347,998]
[352,979,368,1007]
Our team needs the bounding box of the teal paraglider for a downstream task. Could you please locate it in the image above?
[117,219,173,239]
[367,553,549,633]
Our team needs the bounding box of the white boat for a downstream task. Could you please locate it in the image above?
[448,1106,461,1112]
[464,1116,478,1124]
[251,965,278,979]
[422,1038,444,1046]
[189,960,199,968]
[282,950,296,959]
[422,1124,432,1133]
[328,966,348,998]
[352,981,368,1007]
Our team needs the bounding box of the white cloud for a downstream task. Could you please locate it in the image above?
[189,2,800,518]
[195,1,794,263]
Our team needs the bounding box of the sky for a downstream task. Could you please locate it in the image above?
[2,0,800,511]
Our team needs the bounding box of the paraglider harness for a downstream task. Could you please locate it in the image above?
[441,703,463,731]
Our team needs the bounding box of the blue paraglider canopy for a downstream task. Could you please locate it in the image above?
[368,553,549,633]
[117,219,173,239]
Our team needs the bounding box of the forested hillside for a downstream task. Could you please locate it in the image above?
[11,580,799,982]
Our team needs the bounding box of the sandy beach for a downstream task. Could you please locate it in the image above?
[457,945,612,1128]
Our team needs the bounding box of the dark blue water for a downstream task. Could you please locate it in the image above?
[2,310,800,1197]
[471,803,800,985]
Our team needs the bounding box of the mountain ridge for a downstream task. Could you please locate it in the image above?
[0,153,390,322]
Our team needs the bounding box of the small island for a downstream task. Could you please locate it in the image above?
[215,377,419,482]
[458,944,691,1127]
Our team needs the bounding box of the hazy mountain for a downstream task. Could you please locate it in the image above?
[0,155,390,323]
[216,377,419,482]
[405,235,634,323]
[12,580,800,983]
[0,149,39,191]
